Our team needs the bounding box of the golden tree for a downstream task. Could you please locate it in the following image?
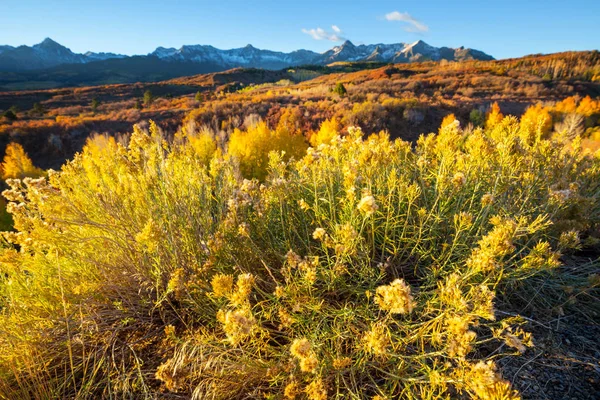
[440,113,459,131]
[0,143,44,180]
[228,121,307,180]
[310,118,341,147]
[519,104,553,141]
[485,102,504,130]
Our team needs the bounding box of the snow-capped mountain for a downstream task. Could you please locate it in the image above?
[83,51,127,62]
[0,38,126,71]
[151,39,493,68]
[150,44,322,70]
[0,38,493,73]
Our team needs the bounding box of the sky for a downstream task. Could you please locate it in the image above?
[0,0,598,60]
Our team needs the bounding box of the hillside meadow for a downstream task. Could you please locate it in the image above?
[0,52,599,399]
[0,51,599,169]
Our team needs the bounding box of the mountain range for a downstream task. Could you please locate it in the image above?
[0,38,494,90]
[0,38,126,71]
[0,38,494,72]
[149,40,493,70]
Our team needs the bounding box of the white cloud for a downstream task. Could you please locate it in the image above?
[302,25,346,42]
[385,11,429,33]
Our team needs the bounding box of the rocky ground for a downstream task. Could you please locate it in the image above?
[498,256,600,399]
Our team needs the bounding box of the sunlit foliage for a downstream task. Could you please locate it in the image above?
[519,104,553,141]
[0,143,44,180]
[1,112,598,399]
[485,102,504,130]
[228,120,307,180]
[309,118,341,147]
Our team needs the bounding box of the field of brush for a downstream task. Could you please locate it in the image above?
[0,51,599,399]
[1,107,599,399]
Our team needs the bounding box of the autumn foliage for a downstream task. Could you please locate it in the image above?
[228,120,307,180]
[0,143,44,180]
[1,111,599,399]
[0,50,599,399]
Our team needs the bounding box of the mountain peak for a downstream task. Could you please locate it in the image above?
[32,38,73,55]
[37,37,61,48]
[406,40,432,50]
[401,40,435,57]
[341,40,355,48]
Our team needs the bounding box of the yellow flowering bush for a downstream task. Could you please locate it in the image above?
[0,115,599,399]
[227,120,307,180]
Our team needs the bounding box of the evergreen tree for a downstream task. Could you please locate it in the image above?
[2,110,17,121]
[91,98,100,113]
[32,102,45,116]
[332,82,347,96]
[143,90,154,107]
[469,109,485,127]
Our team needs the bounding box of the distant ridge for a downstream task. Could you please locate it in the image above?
[0,38,493,72]
[0,38,127,71]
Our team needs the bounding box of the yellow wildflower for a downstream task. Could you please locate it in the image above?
[217,308,255,345]
[284,381,301,399]
[362,323,389,355]
[357,193,378,215]
[298,198,310,210]
[237,222,250,237]
[374,279,415,314]
[332,357,352,370]
[313,227,327,240]
[464,361,520,400]
[167,268,186,298]
[470,284,496,320]
[454,212,473,229]
[274,285,285,298]
[446,315,476,358]
[305,378,327,400]
[452,172,466,187]
[504,333,526,354]
[300,353,319,373]
[211,274,234,298]
[164,325,176,339]
[286,250,302,268]
[291,338,312,359]
[481,193,494,206]
[558,230,581,250]
[278,307,295,328]
[231,273,255,306]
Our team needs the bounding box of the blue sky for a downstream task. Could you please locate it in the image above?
[0,0,598,59]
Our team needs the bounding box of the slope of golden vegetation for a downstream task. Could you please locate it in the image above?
[1,108,599,398]
[0,51,599,171]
